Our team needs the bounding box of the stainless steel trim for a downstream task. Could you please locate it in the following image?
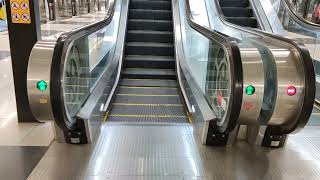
[238,47,265,125]
[255,0,287,35]
[187,0,266,127]
[248,0,267,31]
[103,0,129,112]
[184,0,242,126]
[27,0,116,124]
[27,40,57,122]
[171,0,192,114]
[78,0,127,119]
[213,0,313,132]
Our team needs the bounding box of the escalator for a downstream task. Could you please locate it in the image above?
[26,0,314,148]
[203,0,315,144]
[107,0,188,123]
[263,0,320,125]
[218,0,258,28]
[27,0,245,146]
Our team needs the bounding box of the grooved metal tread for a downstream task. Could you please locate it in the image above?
[119,79,178,87]
[129,9,172,13]
[130,0,171,7]
[118,86,179,95]
[107,116,188,123]
[125,55,174,62]
[122,68,176,76]
[109,104,186,116]
[109,0,185,124]
[128,19,172,23]
[126,42,173,47]
[128,30,173,35]
[114,94,182,104]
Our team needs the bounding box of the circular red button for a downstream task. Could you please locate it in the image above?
[287,86,296,96]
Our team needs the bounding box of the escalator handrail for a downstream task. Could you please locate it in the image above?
[185,0,243,133]
[214,0,315,134]
[50,0,116,131]
[282,0,320,32]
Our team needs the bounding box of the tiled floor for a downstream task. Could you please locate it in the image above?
[27,124,320,180]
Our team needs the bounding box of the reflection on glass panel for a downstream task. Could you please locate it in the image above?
[278,0,320,81]
[57,0,73,17]
[179,0,231,121]
[79,0,89,14]
[63,0,120,118]
[286,0,320,23]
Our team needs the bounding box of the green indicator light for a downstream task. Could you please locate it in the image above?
[37,80,47,91]
[245,85,255,95]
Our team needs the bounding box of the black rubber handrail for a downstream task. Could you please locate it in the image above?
[214,0,315,134]
[185,0,243,133]
[50,0,116,131]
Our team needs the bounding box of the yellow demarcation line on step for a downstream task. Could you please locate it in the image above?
[109,114,187,118]
[187,112,193,123]
[112,103,184,106]
[103,111,109,122]
[116,94,178,97]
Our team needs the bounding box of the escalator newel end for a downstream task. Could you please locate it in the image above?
[261,126,287,148]
[206,119,229,146]
[64,118,88,144]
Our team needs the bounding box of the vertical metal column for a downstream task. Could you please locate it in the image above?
[5,0,41,122]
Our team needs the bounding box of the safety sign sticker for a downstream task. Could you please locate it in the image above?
[10,0,31,24]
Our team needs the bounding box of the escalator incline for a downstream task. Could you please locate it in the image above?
[219,0,258,28]
[107,0,188,123]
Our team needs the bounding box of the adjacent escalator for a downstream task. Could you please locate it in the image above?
[107,0,188,123]
[218,0,258,28]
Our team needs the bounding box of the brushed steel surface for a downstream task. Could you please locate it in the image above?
[238,47,264,125]
[209,0,314,130]
[27,40,57,122]
[28,124,320,180]
[268,47,305,126]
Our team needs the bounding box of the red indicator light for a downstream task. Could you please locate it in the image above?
[287,86,296,96]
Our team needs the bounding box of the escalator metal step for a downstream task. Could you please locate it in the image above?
[221,7,253,17]
[219,0,249,7]
[125,42,174,56]
[128,19,173,31]
[114,94,182,104]
[226,17,257,28]
[130,0,171,10]
[118,86,179,95]
[129,9,172,20]
[119,79,178,87]
[122,68,176,79]
[110,104,186,116]
[107,115,188,123]
[124,55,175,69]
[127,30,173,43]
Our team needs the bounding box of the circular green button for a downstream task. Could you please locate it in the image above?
[245,85,255,95]
[37,80,47,91]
